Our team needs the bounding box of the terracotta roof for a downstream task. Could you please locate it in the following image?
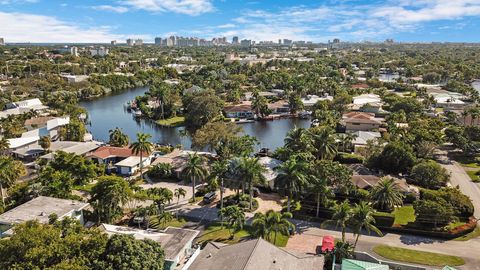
[224,102,253,113]
[342,112,384,124]
[351,83,369,89]
[90,146,139,160]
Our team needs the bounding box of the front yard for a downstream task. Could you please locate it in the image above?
[392,205,416,225]
[373,245,465,266]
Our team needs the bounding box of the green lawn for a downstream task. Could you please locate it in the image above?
[373,245,465,266]
[196,224,290,247]
[453,227,480,241]
[451,154,480,168]
[466,170,480,183]
[156,116,185,127]
[150,217,187,230]
[392,205,416,225]
[73,183,95,193]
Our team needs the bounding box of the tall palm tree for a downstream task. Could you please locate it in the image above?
[109,127,129,147]
[151,83,171,120]
[182,153,208,202]
[311,176,333,217]
[284,127,311,153]
[174,187,187,205]
[211,160,229,226]
[351,202,382,248]
[238,157,266,210]
[0,156,26,204]
[369,177,405,212]
[322,200,353,242]
[309,126,337,160]
[275,157,310,213]
[129,132,153,179]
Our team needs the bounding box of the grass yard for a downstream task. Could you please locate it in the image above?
[196,224,290,247]
[156,116,185,127]
[466,170,480,183]
[451,154,480,168]
[150,217,187,230]
[73,183,95,193]
[373,245,465,266]
[453,227,480,241]
[392,205,416,225]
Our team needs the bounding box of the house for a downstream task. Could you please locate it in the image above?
[0,196,89,236]
[258,157,283,189]
[60,74,89,83]
[115,156,151,176]
[40,141,103,160]
[224,102,254,119]
[350,131,382,152]
[183,85,206,95]
[0,98,49,119]
[100,224,200,270]
[341,259,388,270]
[268,100,290,114]
[187,238,324,270]
[342,112,385,132]
[301,94,333,108]
[89,146,139,164]
[353,94,382,106]
[151,149,214,178]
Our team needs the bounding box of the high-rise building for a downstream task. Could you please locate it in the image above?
[155,37,162,46]
[111,40,117,46]
[126,39,134,46]
[70,46,78,57]
[0,38,4,46]
[278,39,282,44]
[167,36,176,47]
[283,39,292,46]
[333,38,340,43]
[232,36,239,44]
[240,39,252,47]
[90,47,109,57]
[134,39,143,46]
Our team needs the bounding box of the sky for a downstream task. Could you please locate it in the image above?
[0,0,479,43]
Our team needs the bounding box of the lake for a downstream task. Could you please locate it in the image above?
[79,87,310,150]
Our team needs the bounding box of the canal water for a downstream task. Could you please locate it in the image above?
[79,87,310,150]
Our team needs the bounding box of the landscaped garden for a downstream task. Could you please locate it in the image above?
[373,245,465,266]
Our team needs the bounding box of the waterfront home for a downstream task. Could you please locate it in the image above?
[244,91,278,101]
[89,146,146,173]
[342,112,385,132]
[114,156,151,176]
[40,141,103,160]
[100,224,200,270]
[268,100,290,114]
[350,131,382,152]
[223,101,254,119]
[0,98,49,119]
[258,157,283,189]
[0,196,89,236]
[187,238,324,270]
[151,149,214,179]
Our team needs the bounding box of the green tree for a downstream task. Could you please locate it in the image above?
[309,126,338,160]
[369,141,415,174]
[182,152,208,202]
[60,120,86,141]
[218,205,245,239]
[0,137,9,155]
[410,160,450,189]
[414,199,454,228]
[323,200,353,242]
[183,91,224,133]
[284,127,312,153]
[275,157,310,213]
[130,132,154,180]
[0,156,26,205]
[351,202,382,247]
[109,127,130,147]
[369,177,404,212]
[252,91,271,118]
[90,176,132,223]
[174,187,187,205]
[39,136,51,152]
[238,157,266,210]
[211,160,229,226]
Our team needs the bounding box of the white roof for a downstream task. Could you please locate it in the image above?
[353,94,382,105]
[101,223,168,241]
[47,116,70,130]
[15,98,43,108]
[115,156,148,167]
[351,131,381,145]
[258,157,283,182]
[7,136,39,149]
[301,95,333,106]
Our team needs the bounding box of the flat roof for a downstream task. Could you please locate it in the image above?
[115,156,148,167]
[0,196,89,225]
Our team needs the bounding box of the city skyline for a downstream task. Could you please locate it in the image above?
[0,0,480,43]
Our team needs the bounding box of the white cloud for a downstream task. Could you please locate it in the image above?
[0,0,38,4]
[92,5,129,13]
[0,11,150,43]
[217,23,235,29]
[122,0,214,15]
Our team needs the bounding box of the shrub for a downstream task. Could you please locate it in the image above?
[147,163,173,180]
[368,142,416,174]
[334,153,365,164]
[421,188,474,218]
[414,199,455,227]
[410,160,449,189]
[372,212,395,227]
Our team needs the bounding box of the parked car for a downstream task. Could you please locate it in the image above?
[203,191,217,204]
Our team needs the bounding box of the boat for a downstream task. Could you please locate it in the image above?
[134,110,142,117]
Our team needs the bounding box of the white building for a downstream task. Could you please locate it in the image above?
[301,94,333,108]
[0,38,4,45]
[115,156,151,176]
[90,47,109,57]
[134,39,143,46]
[126,38,134,46]
[70,46,78,57]
[0,98,49,119]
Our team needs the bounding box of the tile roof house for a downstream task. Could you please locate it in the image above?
[342,112,385,132]
[89,146,139,164]
[224,101,254,119]
[187,238,324,270]
[100,224,200,270]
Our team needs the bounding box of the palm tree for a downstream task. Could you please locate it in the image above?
[266,210,295,245]
[322,200,353,242]
[0,137,10,155]
[369,177,405,212]
[252,212,269,240]
[218,205,245,239]
[0,156,26,204]
[174,187,187,205]
[109,127,129,147]
[309,126,337,160]
[238,157,266,210]
[311,176,333,217]
[39,136,51,152]
[275,157,309,212]
[284,127,311,152]
[151,83,171,120]
[129,132,154,179]
[211,160,229,226]
[182,152,208,202]
[351,202,382,248]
